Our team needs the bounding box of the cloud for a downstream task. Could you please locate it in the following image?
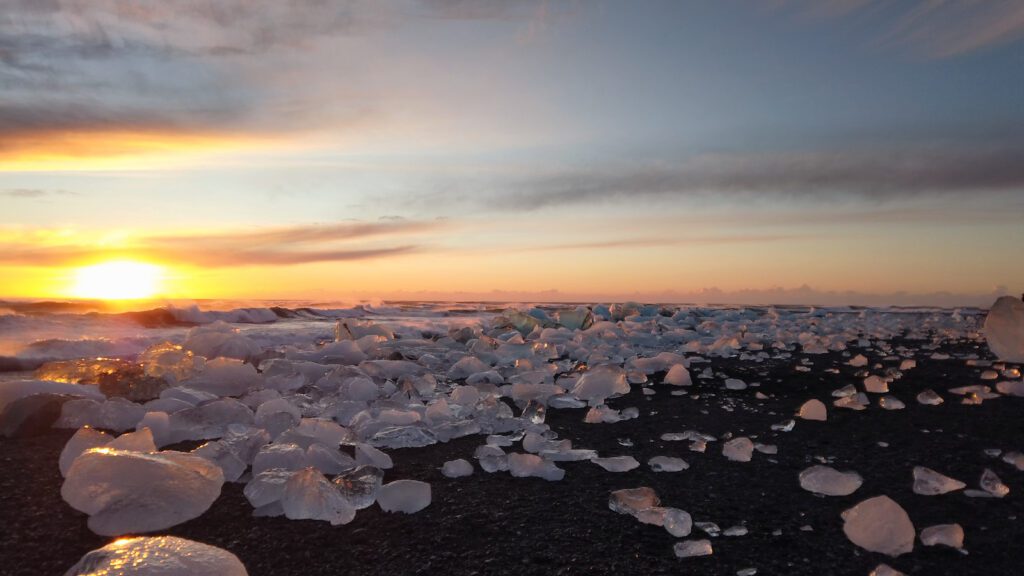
[0,220,439,268]
[474,148,1024,210]
[517,234,804,252]
[781,0,1024,57]
[1,188,76,198]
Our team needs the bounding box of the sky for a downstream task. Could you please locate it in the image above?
[1,0,1023,306]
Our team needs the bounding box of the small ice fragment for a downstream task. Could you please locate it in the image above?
[1002,451,1024,471]
[664,364,692,386]
[664,507,693,537]
[771,419,795,432]
[799,465,863,496]
[508,453,565,481]
[695,521,720,536]
[979,468,1009,497]
[648,455,689,472]
[849,354,869,367]
[841,495,915,557]
[798,399,827,421]
[592,455,640,472]
[673,539,713,558]
[920,523,964,549]
[724,378,747,390]
[916,389,944,405]
[377,479,431,513]
[608,487,659,515]
[441,458,474,478]
[878,396,906,410]
[722,437,754,462]
[64,536,248,576]
[912,466,966,495]
[724,525,748,536]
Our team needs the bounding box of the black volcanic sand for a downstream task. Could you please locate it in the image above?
[2,337,1023,576]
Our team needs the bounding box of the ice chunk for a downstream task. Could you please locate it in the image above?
[508,452,565,481]
[841,495,915,557]
[648,456,689,472]
[797,399,827,421]
[65,536,247,576]
[849,354,869,367]
[442,458,474,478]
[106,427,157,453]
[62,448,223,535]
[664,364,692,386]
[916,389,944,405]
[673,539,713,558]
[724,378,747,390]
[799,465,862,496]
[281,467,356,525]
[305,443,357,475]
[979,468,1009,497]
[878,396,906,410]
[996,380,1024,397]
[183,358,260,397]
[722,437,754,462]
[869,564,906,576]
[912,466,966,495]
[333,465,384,509]
[609,487,660,515]
[57,397,145,433]
[254,398,301,438]
[592,455,640,472]
[920,523,964,549]
[355,443,393,469]
[369,425,438,449]
[244,468,294,508]
[252,443,307,475]
[377,479,431,513]
[59,427,113,477]
[864,375,889,393]
[664,507,693,537]
[984,296,1024,362]
[571,364,629,404]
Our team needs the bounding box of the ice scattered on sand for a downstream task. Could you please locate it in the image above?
[799,465,863,496]
[441,458,474,478]
[648,455,689,472]
[62,448,224,535]
[65,536,248,576]
[377,479,431,513]
[841,495,915,557]
[609,487,660,515]
[912,466,966,495]
[673,539,713,558]
[878,395,906,410]
[797,399,827,421]
[508,452,565,480]
[722,437,754,462]
[920,523,964,549]
[849,354,869,367]
[869,564,906,576]
[984,296,1024,362]
[592,455,640,472]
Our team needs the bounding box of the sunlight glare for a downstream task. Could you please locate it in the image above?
[70,261,163,300]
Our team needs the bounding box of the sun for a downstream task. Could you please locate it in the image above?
[70,261,164,300]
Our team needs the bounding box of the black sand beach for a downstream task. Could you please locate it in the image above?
[3,336,1022,576]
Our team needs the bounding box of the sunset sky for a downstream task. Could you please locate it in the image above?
[2,1,1023,305]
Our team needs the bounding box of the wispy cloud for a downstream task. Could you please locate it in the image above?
[0,220,440,267]
[517,234,804,252]
[780,0,1024,57]
[1,188,76,198]
[470,148,1024,210]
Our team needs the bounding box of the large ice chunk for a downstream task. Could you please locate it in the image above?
[571,364,629,404]
[442,458,474,478]
[799,465,862,496]
[797,399,827,421]
[64,536,247,576]
[281,467,356,525]
[333,465,384,509]
[920,523,964,548]
[841,495,915,557]
[984,296,1024,362]
[609,487,659,515]
[59,426,113,477]
[61,448,224,535]
[377,479,431,513]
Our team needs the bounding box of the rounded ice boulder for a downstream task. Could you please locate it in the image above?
[64,536,247,576]
[841,495,915,557]
[61,448,224,536]
[984,296,1024,362]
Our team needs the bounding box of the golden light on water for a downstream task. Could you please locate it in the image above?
[70,261,164,300]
